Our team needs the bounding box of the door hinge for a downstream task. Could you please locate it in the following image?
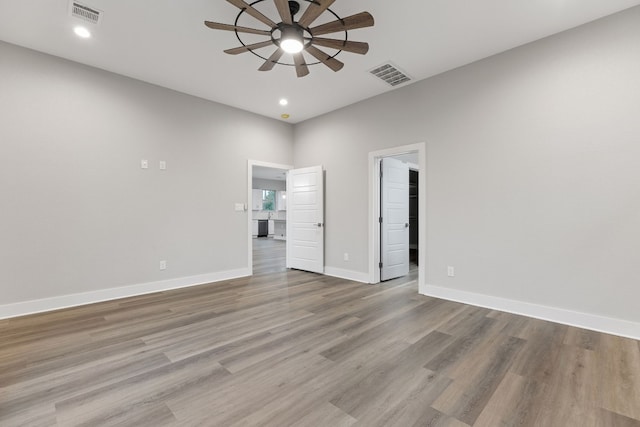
[379,262,383,269]
[378,217,383,224]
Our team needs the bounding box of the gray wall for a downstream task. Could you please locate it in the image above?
[0,41,293,305]
[3,6,640,326]
[293,7,640,323]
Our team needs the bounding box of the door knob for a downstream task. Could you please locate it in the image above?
[405,223,409,228]
[317,223,323,227]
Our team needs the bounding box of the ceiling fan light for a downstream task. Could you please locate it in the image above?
[280,26,304,54]
[281,38,303,54]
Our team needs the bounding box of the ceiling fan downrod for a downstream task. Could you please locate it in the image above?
[288,1,300,18]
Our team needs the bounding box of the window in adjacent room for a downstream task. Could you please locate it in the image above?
[262,190,276,211]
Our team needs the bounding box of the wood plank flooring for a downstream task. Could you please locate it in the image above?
[252,237,286,275]
[1,239,639,426]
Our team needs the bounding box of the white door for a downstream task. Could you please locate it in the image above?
[380,158,409,280]
[286,165,324,273]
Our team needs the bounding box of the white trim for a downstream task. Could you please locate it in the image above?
[370,156,381,283]
[423,285,640,341]
[368,142,427,291]
[0,268,250,320]
[247,160,294,274]
[324,267,370,284]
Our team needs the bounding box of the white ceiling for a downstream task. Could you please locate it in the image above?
[253,165,287,181]
[2,0,639,123]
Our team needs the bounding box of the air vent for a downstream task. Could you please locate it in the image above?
[69,1,102,25]
[369,63,412,87]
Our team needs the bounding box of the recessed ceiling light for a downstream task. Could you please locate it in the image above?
[74,26,91,39]
[279,99,288,106]
[281,114,290,119]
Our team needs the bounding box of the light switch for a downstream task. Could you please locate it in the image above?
[159,161,166,170]
[235,203,246,212]
[141,159,148,169]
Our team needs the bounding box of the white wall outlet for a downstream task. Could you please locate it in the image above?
[447,266,455,277]
[159,260,167,270]
[344,253,349,261]
[159,160,166,170]
[141,159,148,169]
[234,203,245,212]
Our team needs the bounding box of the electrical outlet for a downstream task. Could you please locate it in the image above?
[344,253,349,261]
[447,266,455,277]
[141,159,148,169]
[159,260,167,270]
[159,160,166,170]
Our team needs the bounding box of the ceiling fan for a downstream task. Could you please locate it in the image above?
[204,0,375,77]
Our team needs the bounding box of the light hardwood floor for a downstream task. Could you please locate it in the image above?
[1,239,639,426]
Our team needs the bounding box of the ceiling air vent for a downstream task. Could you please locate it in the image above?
[69,1,102,25]
[369,63,412,87]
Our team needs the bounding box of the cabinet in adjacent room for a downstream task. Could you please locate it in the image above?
[276,190,287,211]
[252,189,263,211]
[273,220,286,240]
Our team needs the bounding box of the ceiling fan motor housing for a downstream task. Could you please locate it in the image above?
[278,24,305,52]
[278,24,304,39]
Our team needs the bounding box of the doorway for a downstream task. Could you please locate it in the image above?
[409,168,419,270]
[247,160,292,275]
[368,143,427,292]
[379,156,411,281]
[383,153,420,277]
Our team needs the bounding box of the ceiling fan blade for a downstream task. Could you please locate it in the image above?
[226,0,276,28]
[298,0,336,28]
[224,40,274,55]
[204,21,272,36]
[311,37,369,55]
[309,11,374,36]
[259,48,285,71]
[293,52,310,77]
[273,0,293,25]
[305,45,344,72]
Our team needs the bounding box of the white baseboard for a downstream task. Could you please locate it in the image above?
[422,285,640,341]
[324,267,370,284]
[0,268,251,320]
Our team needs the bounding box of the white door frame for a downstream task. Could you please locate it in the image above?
[247,159,293,274]
[368,142,427,293]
